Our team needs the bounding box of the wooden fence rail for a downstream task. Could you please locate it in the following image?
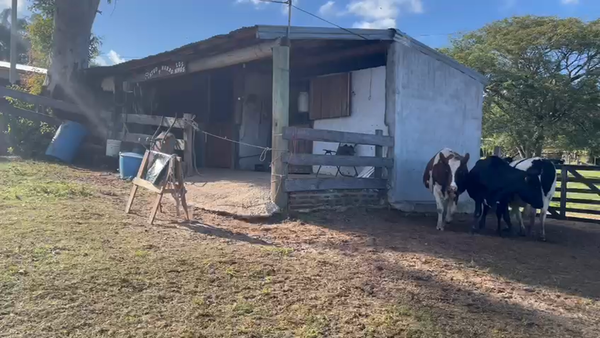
[550,164,600,223]
[282,127,393,193]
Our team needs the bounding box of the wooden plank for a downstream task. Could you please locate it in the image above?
[565,188,599,194]
[132,177,161,194]
[284,153,393,168]
[560,168,568,218]
[567,168,600,195]
[551,197,600,205]
[0,86,80,114]
[547,206,560,218]
[567,177,600,185]
[374,129,383,179]
[283,127,394,147]
[0,100,61,125]
[563,207,600,216]
[561,164,600,171]
[120,132,185,150]
[125,114,186,129]
[271,45,290,211]
[183,113,194,176]
[285,177,387,192]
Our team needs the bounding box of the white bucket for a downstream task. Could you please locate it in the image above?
[106,139,121,157]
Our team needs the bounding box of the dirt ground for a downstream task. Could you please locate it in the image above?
[185,169,276,217]
[1,160,600,337]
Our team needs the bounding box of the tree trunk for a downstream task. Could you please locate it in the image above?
[46,0,106,136]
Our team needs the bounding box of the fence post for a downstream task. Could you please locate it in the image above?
[374,129,383,179]
[560,166,568,219]
[271,44,290,213]
[183,113,194,177]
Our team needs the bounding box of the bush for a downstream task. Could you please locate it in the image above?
[0,73,56,157]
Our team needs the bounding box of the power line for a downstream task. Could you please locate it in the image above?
[256,0,369,40]
[291,4,369,40]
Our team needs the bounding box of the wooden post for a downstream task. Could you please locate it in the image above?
[493,146,502,157]
[183,113,194,177]
[560,166,568,219]
[374,129,383,179]
[271,44,290,212]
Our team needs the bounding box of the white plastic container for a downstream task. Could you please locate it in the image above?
[106,139,122,157]
[298,92,309,113]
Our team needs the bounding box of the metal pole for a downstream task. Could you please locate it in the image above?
[286,0,292,39]
[9,0,18,84]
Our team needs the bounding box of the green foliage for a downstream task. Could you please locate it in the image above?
[28,0,103,66]
[26,13,53,68]
[441,16,600,157]
[0,8,29,64]
[2,73,56,157]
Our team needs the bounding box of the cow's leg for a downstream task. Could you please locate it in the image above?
[445,198,456,224]
[495,203,504,236]
[433,186,445,231]
[512,205,526,236]
[526,204,536,235]
[479,203,489,230]
[501,203,514,236]
[471,201,482,233]
[539,196,551,242]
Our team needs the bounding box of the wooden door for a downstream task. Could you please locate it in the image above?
[205,123,234,168]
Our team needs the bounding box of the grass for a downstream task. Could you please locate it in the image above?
[0,159,598,337]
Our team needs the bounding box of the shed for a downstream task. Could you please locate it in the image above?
[83,25,486,213]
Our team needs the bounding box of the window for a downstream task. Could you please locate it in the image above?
[309,73,351,120]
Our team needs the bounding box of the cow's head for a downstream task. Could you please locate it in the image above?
[433,152,470,196]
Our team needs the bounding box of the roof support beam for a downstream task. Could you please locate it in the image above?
[127,40,279,84]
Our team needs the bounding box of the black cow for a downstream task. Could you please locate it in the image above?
[466,156,545,236]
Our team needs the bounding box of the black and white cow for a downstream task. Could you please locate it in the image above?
[423,148,470,231]
[505,157,557,241]
[466,156,545,236]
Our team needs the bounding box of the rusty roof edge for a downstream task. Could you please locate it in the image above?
[256,25,395,40]
[391,29,488,85]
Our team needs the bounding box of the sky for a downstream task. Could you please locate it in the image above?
[3,0,600,66]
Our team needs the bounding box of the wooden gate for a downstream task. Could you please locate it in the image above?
[281,127,393,205]
[550,164,600,223]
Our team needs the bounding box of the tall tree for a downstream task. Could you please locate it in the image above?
[441,16,600,157]
[0,8,29,64]
[30,0,107,129]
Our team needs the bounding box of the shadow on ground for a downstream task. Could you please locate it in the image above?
[294,208,600,301]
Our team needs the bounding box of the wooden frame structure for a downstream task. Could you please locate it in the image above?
[120,113,196,176]
[282,126,393,194]
[125,150,190,224]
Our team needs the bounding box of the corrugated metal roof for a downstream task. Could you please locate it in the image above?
[0,61,47,74]
[84,24,486,85]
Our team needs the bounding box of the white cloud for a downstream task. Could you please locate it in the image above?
[347,0,423,29]
[561,0,579,4]
[319,1,337,16]
[107,50,125,64]
[93,50,126,67]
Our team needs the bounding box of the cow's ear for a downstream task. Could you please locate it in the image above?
[439,153,448,164]
[462,153,470,165]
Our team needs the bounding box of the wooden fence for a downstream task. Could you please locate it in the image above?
[550,164,600,223]
[281,127,393,193]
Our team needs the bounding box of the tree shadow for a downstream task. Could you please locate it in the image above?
[358,254,590,337]
[177,220,273,246]
[293,208,600,301]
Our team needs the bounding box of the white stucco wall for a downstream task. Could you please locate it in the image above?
[388,41,484,213]
[312,66,388,176]
[238,72,272,171]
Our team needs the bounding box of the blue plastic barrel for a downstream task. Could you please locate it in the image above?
[45,121,88,163]
[119,152,144,179]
